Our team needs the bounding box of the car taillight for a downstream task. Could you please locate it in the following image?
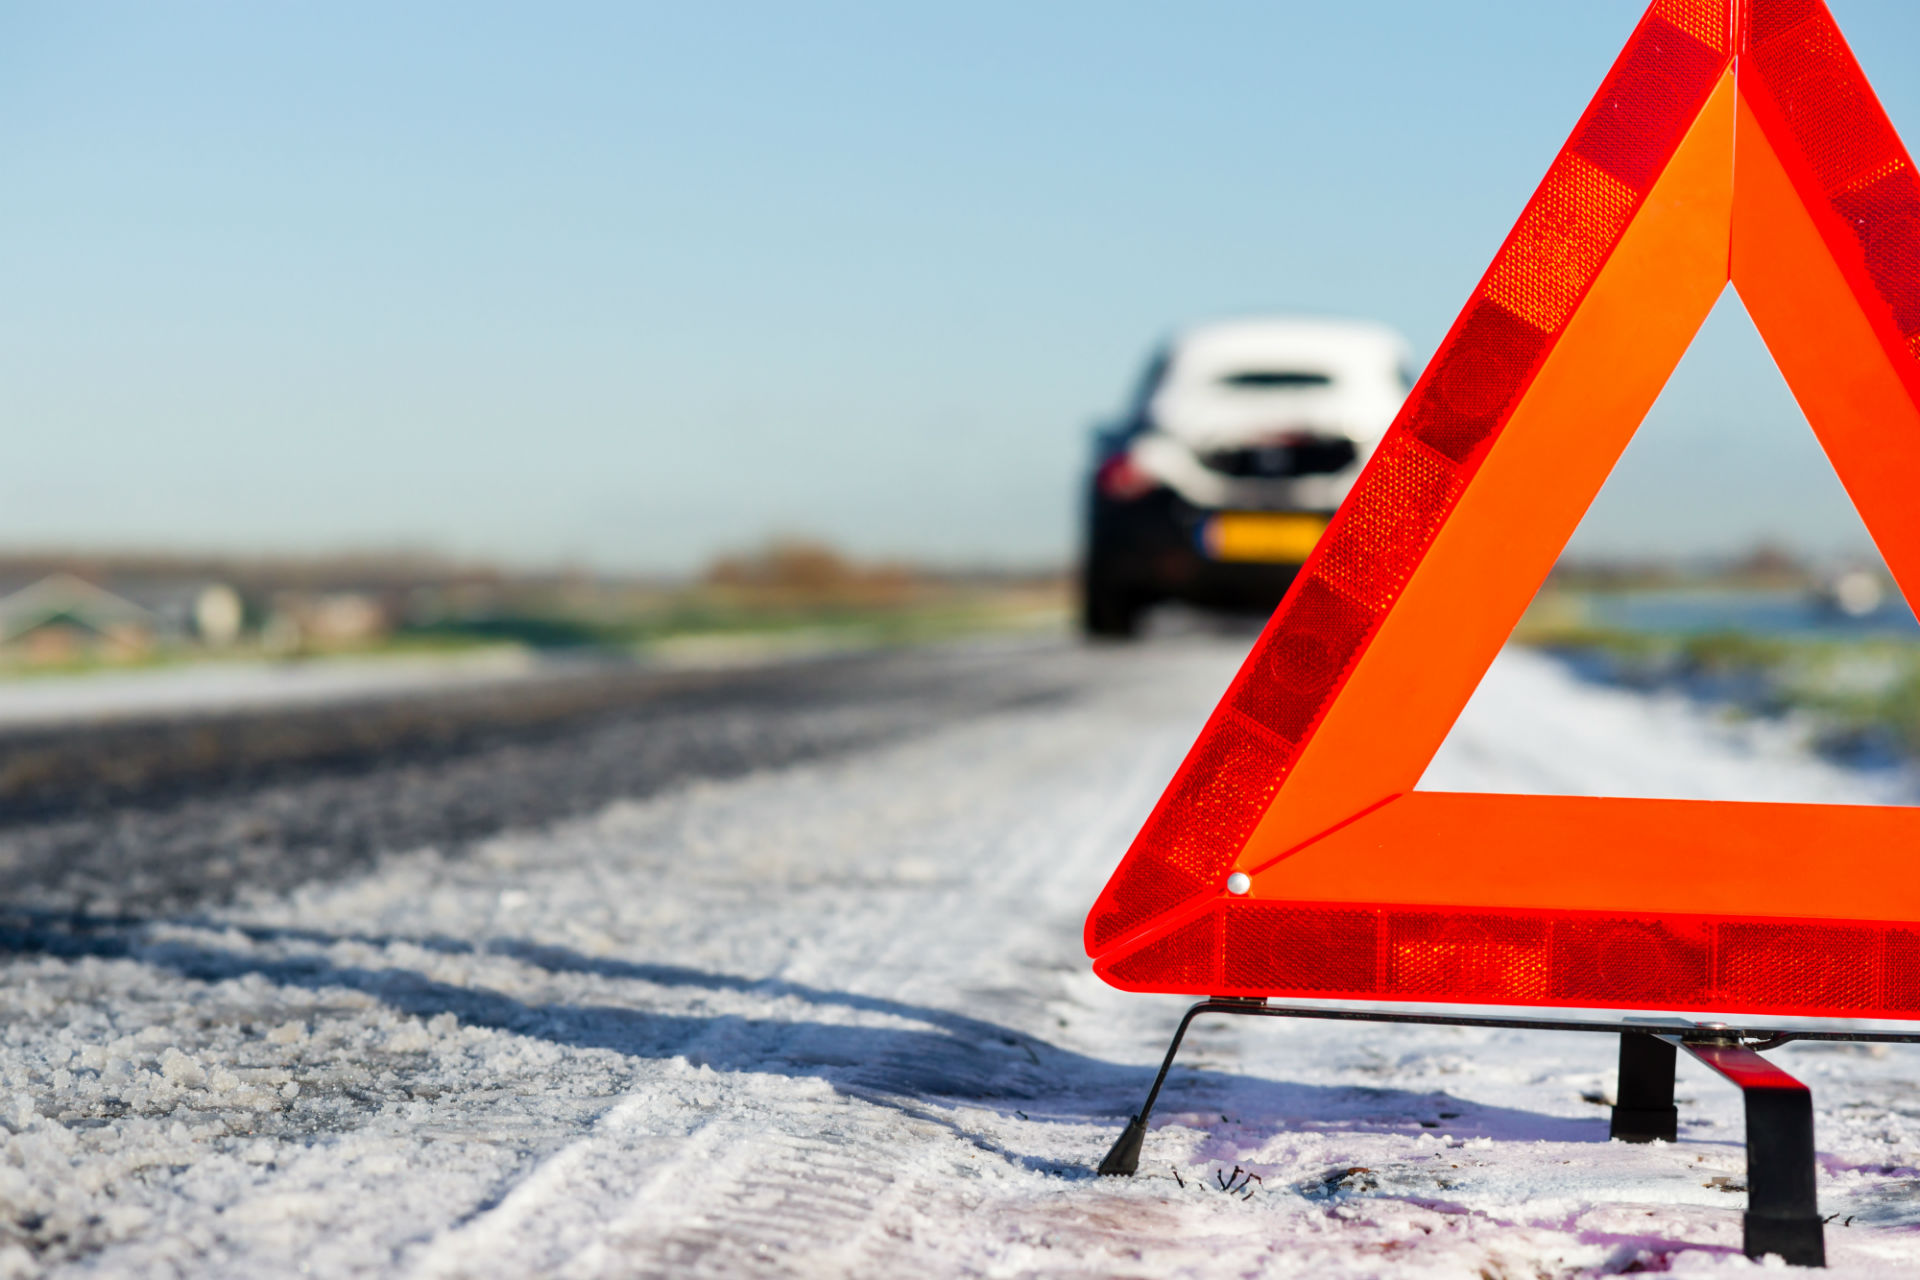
[1096,451,1161,501]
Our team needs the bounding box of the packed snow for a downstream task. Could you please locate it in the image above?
[1425,646,1910,805]
[0,638,1917,1277]
[0,650,539,729]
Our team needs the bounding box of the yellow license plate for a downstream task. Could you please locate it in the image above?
[1202,513,1328,563]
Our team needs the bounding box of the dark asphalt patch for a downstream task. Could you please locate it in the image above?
[0,641,1086,915]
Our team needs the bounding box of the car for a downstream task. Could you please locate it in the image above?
[1080,317,1412,638]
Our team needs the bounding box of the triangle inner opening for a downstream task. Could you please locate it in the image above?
[1420,288,1918,805]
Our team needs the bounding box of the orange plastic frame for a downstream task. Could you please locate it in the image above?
[1086,0,1920,1018]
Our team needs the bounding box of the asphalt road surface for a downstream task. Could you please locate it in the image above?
[0,635,1917,1278]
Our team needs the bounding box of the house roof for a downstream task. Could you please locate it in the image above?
[0,573,154,644]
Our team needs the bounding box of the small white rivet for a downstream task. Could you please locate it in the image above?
[1226,872,1251,896]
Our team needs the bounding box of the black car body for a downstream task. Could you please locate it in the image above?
[1082,319,1411,637]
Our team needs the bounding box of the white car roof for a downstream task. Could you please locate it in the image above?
[1165,318,1408,382]
[1149,317,1411,447]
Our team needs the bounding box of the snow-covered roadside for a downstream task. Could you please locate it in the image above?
[1425,645,1912,804]
[1,640,1917,1277]
[0,649,539,729]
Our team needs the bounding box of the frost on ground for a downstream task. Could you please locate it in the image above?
[0,640,1917,1277]
[0,650,540,730]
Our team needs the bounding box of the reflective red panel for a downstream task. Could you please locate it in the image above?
[1085,717,1288,952]
[1098,902,1920,1021]
[1746,1,1920,362]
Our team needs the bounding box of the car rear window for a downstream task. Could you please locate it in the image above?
[1218,370,1334,389]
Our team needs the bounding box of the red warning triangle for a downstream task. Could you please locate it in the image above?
[1085,0,1920,1021]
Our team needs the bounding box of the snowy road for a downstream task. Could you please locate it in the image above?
[2,636,1919,1277]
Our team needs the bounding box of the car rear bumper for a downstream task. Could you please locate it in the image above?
[1086,489,1332,614]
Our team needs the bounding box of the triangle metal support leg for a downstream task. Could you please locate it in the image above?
[1090,1002,1834,1266]
[1098,999,1256,1177]
[1676,1037,1826,1268]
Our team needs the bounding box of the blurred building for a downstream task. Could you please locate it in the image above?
[261,591,390,651]
[0,554,481,662]
[0,571,258,664]
[0,573,156,662]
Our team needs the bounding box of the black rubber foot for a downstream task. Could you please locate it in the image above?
[1612,1033,1679,1144]
[1609,1105,1678,1144]
[1744,1212,1826,1267]
[1097,1116,1145,1177]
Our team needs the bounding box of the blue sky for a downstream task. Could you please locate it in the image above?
[4,2,1919,571]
